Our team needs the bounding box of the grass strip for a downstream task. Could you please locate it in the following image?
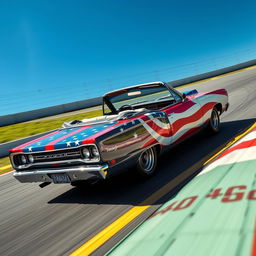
[0,109,102,144]
[0,157,12,175]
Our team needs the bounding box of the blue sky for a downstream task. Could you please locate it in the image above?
[0,0,256,115]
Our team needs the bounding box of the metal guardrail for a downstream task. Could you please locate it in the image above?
[0,59,255,157]
[167,59,256,87]
[0,97,102,127]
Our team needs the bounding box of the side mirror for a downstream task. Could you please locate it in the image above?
[182,93,187,101]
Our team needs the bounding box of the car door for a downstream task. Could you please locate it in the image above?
[162,88,204,144]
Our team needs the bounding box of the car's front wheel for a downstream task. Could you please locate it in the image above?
[207,107,220,134]
[136,147,158,178]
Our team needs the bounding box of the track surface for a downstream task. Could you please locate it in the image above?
[1,67,256,256]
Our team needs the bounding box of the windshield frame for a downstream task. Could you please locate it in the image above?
[102,82,183,115]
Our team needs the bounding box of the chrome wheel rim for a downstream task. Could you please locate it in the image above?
[139,148,155,172]
[212,110,219,129]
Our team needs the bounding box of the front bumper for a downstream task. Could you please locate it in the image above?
[13,164,109,183]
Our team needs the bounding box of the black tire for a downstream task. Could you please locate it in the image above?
[207,107,220,134]
[135,147,158,178]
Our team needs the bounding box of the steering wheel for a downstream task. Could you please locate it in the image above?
[118,104,134,112]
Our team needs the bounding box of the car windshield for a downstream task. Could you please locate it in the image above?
[107,84,174,111]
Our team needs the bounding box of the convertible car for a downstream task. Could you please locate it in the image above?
[10,82,229,187]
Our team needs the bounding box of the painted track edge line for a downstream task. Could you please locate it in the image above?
[1,164,12,170]
[203,122,256,166]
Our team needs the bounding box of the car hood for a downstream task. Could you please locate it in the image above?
[10,121,119,153]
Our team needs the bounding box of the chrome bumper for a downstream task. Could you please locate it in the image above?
[13,164,109,183]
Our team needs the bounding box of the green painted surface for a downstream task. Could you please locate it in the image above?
[107,159,256,256]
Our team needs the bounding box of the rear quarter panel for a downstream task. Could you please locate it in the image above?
[193,89,228,123]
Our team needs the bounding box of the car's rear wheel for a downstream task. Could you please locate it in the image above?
[136,147,158,178]
[207,107,220,134]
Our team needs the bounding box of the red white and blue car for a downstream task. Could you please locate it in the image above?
[10,82,229,187]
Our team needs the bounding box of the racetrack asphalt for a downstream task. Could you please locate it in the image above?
[0,67,256,256]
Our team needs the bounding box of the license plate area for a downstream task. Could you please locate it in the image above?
[50,173,71,184]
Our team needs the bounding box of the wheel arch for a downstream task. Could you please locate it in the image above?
[153,144,162,156]
[214,103,222,114]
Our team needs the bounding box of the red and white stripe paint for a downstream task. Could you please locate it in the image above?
[139,90,227,147]
[199,127,256,176]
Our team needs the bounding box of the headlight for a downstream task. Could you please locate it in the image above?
[82,148,90,159]
[21,155,27,164]
[81,145,100,162]
[91,147,99,157]
[28,154,34,163]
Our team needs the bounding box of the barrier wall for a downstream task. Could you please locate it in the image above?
[0,97,102,127]
[167,59,256,87]
[1,59,255,127]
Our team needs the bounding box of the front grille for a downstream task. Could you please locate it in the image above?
[32,149,81,163]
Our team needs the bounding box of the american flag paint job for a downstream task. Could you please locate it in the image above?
[11,122,117,153]
[10,88,228,155]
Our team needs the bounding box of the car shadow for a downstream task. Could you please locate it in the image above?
[48,118,255,206]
